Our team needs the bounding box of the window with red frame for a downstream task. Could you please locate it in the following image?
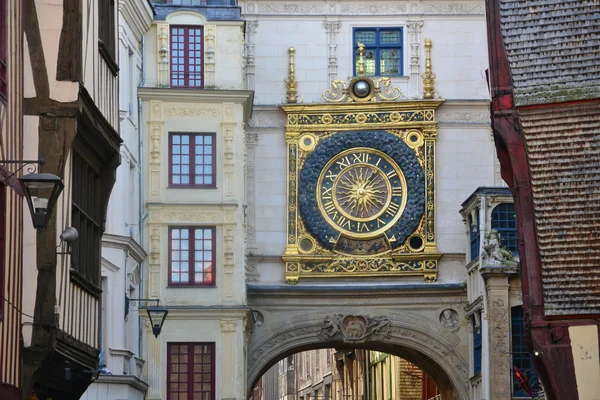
[0,0,7,100]
[169,227,215,286]
[170,26,203,88]
[167,343,215,400]
[169,133,215,188]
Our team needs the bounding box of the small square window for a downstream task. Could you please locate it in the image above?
[353,27,403,77]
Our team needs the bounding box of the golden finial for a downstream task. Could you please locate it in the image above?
[422,39,436,99]
[285,46,299,103]
[357,42,365,76]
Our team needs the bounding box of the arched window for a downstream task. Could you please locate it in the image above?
[491,203,518,255]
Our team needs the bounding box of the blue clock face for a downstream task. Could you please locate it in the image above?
[317,148,407,239]
[298,130,425,255]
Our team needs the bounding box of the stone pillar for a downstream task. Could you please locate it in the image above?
[148,100,163,201]
[482,268,514,399]
[204,25,216,87]
[222,103,236,200]
[324,20,341,84]
[145,321,162,400]
[157,24,169,87]
[406,20,424,98]
[221,319,239,399]
[244,21,259,90]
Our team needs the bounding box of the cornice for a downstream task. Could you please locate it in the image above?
[102,234,147,263]
[141,306,251,320]
[95,374,149,393]
[247,283,466,299]
[138,87,255,122]
[241,1,485,16]
[119,0,153,42]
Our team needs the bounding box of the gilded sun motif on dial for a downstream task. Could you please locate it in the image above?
[317,148,407,239]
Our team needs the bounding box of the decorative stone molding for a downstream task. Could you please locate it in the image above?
[324,20,341,84]
[406,20,424,97]
[157,23,169,87]
[204,25,216,87]
[224,226,235,299]
[163,106,221,117]
[244,20,259,90]
[222,102,237,199]
[149,224,161,297]
[243,2,484,16]
[244,131,260,250]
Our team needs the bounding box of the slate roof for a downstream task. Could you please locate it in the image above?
[499,0,600,106]
[519,102,600,316]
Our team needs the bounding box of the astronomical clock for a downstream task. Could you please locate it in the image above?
[282,75,443,284]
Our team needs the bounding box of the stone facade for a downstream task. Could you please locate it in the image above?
[140,3,253,400]
[135,1,514,399]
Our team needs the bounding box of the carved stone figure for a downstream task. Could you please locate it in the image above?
[483,229,518,265]
[439,309,459,330]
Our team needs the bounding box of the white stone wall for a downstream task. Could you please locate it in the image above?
[243,0,494,286]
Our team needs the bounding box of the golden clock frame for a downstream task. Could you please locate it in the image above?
[281,100,444,284]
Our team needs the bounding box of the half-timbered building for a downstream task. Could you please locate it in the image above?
[21,0,122,398]
[485,1,600,398]
[0,0,24,399]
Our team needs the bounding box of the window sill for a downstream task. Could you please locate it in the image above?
[70,269,102,298]
[168,185,217,189]
[167,284,217,289]
[98,40,119,76]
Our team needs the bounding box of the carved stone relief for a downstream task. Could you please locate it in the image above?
[163,107,221,117]
[319,314,391,342]
[243,2,484,16]
[439,309,459,331]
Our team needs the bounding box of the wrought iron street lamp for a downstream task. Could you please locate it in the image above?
[0,159,64,229]
[125,298,168,338]
[20,173,64,229]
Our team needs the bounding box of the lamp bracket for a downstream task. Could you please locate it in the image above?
[125,297,160,317]
[0,159,46,183]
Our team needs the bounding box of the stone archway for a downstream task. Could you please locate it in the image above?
[247,306,470,399]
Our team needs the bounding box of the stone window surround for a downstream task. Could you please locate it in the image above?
[168,226,217,286]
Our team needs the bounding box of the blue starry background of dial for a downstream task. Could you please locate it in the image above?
[299,130,425,250]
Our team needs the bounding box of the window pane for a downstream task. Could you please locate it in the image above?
[356,48,376,76]
[355,30,376,45]
[380,49,400,75]
[379,30,401,44]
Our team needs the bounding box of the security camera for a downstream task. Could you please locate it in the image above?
[60,227,79,243]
